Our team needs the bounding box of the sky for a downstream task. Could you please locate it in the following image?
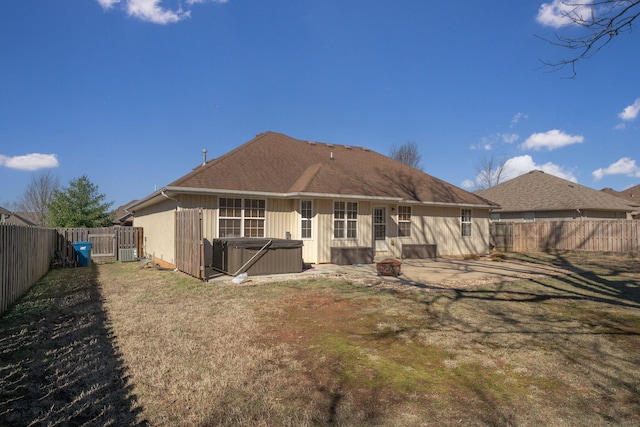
[1,0,639,210]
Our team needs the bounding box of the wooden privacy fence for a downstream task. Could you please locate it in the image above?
[175,208,204,280]
[1,225,57,315]
[491,220,640,253]
[56,226,143,262]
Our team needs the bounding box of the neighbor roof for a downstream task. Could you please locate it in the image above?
[475,170,634,213]
[0,207,37,226]
[132,131,496,209]
[601,184,640,207]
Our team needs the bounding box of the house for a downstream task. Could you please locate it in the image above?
[112,201,137,226]
[129,131,497,267]
[0,207,37,226]
[476,170,634,222]
[601,185,640,219]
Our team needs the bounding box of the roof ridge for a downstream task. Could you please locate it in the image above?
[288,163,325,193]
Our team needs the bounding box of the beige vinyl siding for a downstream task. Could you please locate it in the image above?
[315,199,333,263]
[267,199,295,240]
[329,200,372,248]
[292,199,319,265]
[133,198,177,266]
[134,192,493,266]
[358,201,373,248]
[396,206,489,256]
[583,210,630,219]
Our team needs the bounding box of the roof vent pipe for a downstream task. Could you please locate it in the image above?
[202,148,207,166]
[330,151,334,160]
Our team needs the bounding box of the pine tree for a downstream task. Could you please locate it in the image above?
[47,175,114,227]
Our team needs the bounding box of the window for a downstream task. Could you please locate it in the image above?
[301,200,312,239]
[219,198,242,237]
[334,201,358,239]
[219,198,265,237]
[244,199,265,237]
[397,206,411,237]
[461,208,472,237]
[373,207,386,240]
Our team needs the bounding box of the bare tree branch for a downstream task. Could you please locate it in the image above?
[390,141,423,171]
[474,155,507,190]
[537,0,640,77]
[16,171,60,227]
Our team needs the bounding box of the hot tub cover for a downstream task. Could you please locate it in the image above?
[218,238,303,249]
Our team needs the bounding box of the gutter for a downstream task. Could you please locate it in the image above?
[129,186,497,211]
[157,186,497,208]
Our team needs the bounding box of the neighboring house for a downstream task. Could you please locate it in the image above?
[601,185,640,219]
[0,207,37,226]
[129,131,497,266]
[476,170,634,222]
[113,200,137,226]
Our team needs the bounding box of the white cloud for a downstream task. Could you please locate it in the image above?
[461,179,475,189]
[592,157,640,181]
[471,133,519,151]
[97,0,121,9]
[510,112,528,127]
[126,0,189,24]
[97,0,228,24]
[187,0,228,4]
[618,98,640,121]
[520,129,584,151]
[0,153,59,171]
[536,0,594,28]
[502,133,519,144]
[503,155,577,182]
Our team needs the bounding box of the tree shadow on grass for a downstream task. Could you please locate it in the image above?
[510,252,640,308]
[410,253,640,425]
[0,265,145,426]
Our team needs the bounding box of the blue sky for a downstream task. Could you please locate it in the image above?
[1,0,639,210]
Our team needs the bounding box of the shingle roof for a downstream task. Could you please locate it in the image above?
[475,170,633,213]
[164,131,494,207]
[601,184,640,207]
[0,207,37,226]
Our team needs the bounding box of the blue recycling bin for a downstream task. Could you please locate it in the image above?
[72,241,92,267]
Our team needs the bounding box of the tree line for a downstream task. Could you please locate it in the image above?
[14,172,114,228]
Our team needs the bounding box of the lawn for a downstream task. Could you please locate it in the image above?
[1,252,639,426]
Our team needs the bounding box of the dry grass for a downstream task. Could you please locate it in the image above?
[1,252,639,426]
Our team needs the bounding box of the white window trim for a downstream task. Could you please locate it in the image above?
[461,208,472,237]
[397,205,412,238]
[333,201,358,240]
[218,197,266,238]
[300,200,313,240]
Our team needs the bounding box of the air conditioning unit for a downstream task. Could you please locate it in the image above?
[119,248,138,262]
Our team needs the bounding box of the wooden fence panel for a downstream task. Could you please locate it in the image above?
[0,225,57,316]
[492,220,640,253]
[175,209,203,280]
[56,226,143,262]
[1,225,144,316]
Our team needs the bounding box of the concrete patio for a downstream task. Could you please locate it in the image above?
[307,257,568,287]
[210,256,569,287]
